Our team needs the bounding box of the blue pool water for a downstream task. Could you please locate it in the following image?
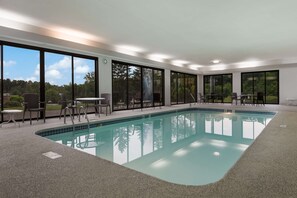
[44,109,275,185]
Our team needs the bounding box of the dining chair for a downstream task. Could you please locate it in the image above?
[153,93,162,108]
[59,93,79,120]
[256,92,265,105]
[97,93,111,116]
[198,93,206,103]
[232,92,241,105]
[22,93,46,125]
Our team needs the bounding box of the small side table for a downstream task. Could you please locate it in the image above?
[1,110,23,127]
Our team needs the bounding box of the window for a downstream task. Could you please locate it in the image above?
[112,61,164,111]
[203,74,232,103]
[171,71,197,105]
[241,70,279,104]
[2,45,40,121]
[45,52,72,117]
[44,54,97,117]
[0,41,98,122]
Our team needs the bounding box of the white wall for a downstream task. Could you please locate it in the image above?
[279,66,297,104]
[232,72,241,94]
[164,69,171,106]
[98,56,112,95]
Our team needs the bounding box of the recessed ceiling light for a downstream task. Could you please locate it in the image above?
[114,45,145,56]
[147,53,171,62]
[171,60,189,67]
[189,64,203,70]
[116,45,145,53]
[211,59,221,64]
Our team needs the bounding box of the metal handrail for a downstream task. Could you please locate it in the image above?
[189,93,197,106]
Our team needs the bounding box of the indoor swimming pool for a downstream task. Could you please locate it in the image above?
[41,109,275,185]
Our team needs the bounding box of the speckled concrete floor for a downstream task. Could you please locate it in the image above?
[0,104,297,198]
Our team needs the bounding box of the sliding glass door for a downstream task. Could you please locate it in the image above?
[0,41,98,122]
[171,71,197,105]
[241,70,279,104]
[112,61,164,111]
[203,74,232,103]
[2,45,40,120]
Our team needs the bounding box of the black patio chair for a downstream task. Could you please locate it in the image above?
[22,93,46,125]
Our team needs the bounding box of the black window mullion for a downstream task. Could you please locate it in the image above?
[40,50,45,118]
[71,56,74,101]
[95,58,99,97]
[141,67,143,109]
[152,70,155,107]
[1,45,3,121]
[126,65,129,109]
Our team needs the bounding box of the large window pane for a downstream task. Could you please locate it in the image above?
[266,71,279,104]
[171,72,178,104]
[253,72,265,96]
[112,61,164,111]
[177,73,185,103]
[112,62,128,110]
[153,70,163,106]
[185,74,197,103]
[241,71,279,104]
[74,57,95,98]
[223,74,232,102]
[3,45,40,120]
[204,74,232,103]
[128,66,141,109]
[45,52,72,117]
[74,57,96,113]
[142,68,153,107]
[171,71,196,105]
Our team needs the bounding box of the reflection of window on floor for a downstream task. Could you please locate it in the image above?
[242,117,266,139]
[205,114,232,136]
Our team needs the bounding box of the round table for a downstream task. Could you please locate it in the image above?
[1,109,23,127]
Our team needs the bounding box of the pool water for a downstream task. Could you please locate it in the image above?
[45,109,274,185]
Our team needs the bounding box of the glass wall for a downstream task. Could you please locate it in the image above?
[45,52,72,117]
[171,71,197,105]
[2,45,40,121]
[128,65,141,109]
[44,54,97,117]
[203,74,232,103]
[0,41,98,122]
[241,70,279,104]
[153,70,163,107]
[143,68,153,107]
[112,61,164,111]
[112,62,128,110]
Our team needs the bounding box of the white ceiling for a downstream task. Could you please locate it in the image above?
[1,0,297,72]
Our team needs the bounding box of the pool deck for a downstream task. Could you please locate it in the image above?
[1,103,297,197]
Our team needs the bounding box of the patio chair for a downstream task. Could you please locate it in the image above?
[153,93,162,108]
[256,92,265,105]
[131,93,142,109]
[97,93,111,116]
[232,92,241,105]
[22,93,46,125]
[59,93,79,120]
[198,93,206,103]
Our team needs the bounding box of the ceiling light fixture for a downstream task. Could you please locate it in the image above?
[147,53,171,62]
[211,59,221,64]
[115,45,145,56]
[171,60,189,67]
[189,64,203,70]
